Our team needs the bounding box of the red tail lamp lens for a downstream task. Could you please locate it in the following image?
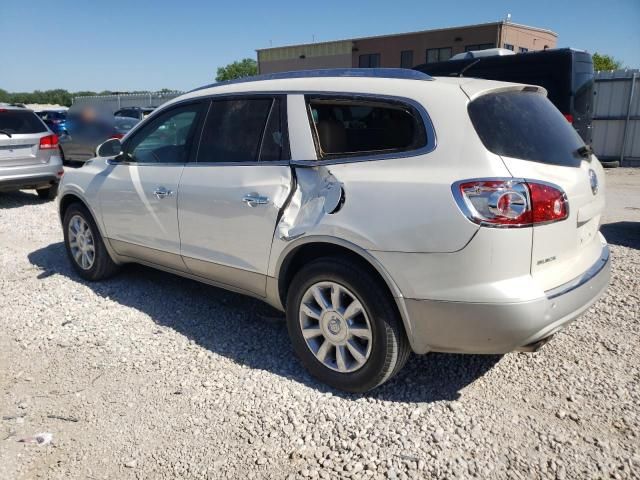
[39,134,59,150]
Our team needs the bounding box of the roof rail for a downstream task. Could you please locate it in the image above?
[190,68,433,93]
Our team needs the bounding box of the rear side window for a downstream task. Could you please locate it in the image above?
[307,97,427,159]
[468,91,585,167]
[198,97,286,163]
[0,110,47,134]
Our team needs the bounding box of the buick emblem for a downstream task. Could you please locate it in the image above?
[328,318,341,335]
[589,169,598,195]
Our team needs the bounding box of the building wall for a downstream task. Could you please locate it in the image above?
[352,24,500,68]
[258,54,352,74]
[256,22,558,73]
[501,24,557,53]
[258,40,352,74]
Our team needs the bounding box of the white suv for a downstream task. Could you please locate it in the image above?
[57,69,610,392]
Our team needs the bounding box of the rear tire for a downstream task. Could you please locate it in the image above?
[286,257,410,393]
[62,203,120,281]
[36,184,58,200]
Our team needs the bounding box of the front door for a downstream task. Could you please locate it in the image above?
[100,101,206,270]
[178,95,292,296]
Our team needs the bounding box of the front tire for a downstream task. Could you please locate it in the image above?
[286,257,410,393]
[62,203,119,281]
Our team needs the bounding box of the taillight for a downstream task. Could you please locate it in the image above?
[563,113,574,123]
[452,178,568,227]
[110,133,124,139]
[39,134,59,150]
[528,182,568,224]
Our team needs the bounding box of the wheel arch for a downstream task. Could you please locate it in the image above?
[274,236,414,341]
[59,192,90,223]
[58,192,121,265]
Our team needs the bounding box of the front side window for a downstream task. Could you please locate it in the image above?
[306,97,427,159]
[197,97,287,163]
[504,43,514,51]
[125,103,203,163]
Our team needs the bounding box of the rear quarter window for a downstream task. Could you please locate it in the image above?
[306,97,427,159]
[468,91,585,167]
[0,110,48,134]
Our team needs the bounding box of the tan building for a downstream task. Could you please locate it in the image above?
[257,21,557,74]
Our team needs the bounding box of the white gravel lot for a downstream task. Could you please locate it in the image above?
[1,168,639,479]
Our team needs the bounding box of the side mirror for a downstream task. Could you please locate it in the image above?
[96,138,122,158]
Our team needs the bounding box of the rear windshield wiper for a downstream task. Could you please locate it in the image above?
[575,145,593,160]
[0,129,12,138]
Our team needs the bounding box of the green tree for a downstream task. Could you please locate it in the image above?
[216,58,257,82]
[592,53,623,71]
[0,89,9,103]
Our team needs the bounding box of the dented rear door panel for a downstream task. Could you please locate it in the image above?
[178,164,292,296]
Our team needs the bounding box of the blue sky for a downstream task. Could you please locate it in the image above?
[1,0,638,92]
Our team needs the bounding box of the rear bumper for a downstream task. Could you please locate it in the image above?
[0,159,63,192]
[403,242,611,354]
[0,174,60,192]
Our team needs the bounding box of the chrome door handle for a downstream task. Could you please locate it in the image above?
[242,192,269,207]
[153,187,174,199]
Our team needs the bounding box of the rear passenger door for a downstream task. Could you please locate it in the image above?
[178,95,292,296]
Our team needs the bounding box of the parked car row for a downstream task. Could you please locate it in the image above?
[55,69,611,392]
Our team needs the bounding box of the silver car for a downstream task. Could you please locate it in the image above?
[57,69,611,392]
[0,105,63,199]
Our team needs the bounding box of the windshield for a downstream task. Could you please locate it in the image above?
[468,90,585,167]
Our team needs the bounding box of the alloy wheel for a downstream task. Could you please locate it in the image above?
[298,281,373,373]
[68,214,96,270]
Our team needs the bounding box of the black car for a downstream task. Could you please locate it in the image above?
[114,107,155,121]
[414,48,594,145]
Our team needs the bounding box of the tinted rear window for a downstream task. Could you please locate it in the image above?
[0,110,48,134]
[468,91,585,167]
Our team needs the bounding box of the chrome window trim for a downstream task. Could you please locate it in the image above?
[297,92,437,167]
[129,90,437,167]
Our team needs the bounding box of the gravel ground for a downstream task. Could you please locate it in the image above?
[1,168,639,479]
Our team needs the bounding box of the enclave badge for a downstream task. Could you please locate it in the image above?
[589,169,598,195]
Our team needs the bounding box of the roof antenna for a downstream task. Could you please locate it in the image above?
[505,13,511,22]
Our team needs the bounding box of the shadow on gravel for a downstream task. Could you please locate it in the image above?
[29,242,501,403]
[0,191,50,209]
[601,222,640,250]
